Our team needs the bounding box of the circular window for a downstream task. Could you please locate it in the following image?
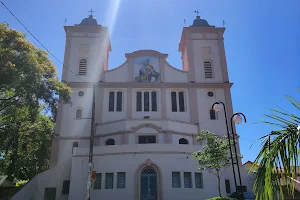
[78,91,84,97]
[207,91,214,97]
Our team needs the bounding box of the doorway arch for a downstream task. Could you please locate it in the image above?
[136,159,162,200]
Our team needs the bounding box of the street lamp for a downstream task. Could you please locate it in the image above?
[230,112,246,199]
[212,102,246,200]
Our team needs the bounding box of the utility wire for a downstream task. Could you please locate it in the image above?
[0,0,86,82]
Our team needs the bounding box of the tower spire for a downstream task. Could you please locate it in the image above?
[194,9,201,19]
[88,9,95,16]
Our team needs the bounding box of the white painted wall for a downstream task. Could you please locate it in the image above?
[104,62,129,82]
[164,62,188,83]
[196,88,228,136]
[69,151,228,200]
[66,32,108,82]
[192,39,223,83]
[59,88,93,137]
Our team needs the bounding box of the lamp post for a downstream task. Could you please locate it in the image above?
[230,113,246,199]
[212,102,238,189]
[212,102,246,200]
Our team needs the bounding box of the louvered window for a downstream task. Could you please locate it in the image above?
[105,173,114,189]
[117,172,126,188]
[195,173,203,188]
[94,173,102,189]
[172,172,181,188]
[184,172,192,188]
[78,59,87,75]
[204,61,213,78]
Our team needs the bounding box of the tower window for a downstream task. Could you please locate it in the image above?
[171,91,186,112]
[204,61,213,78]
[210,109,217,120]
[72,141,78,153]
[76,108,83,119]
[105,139,115,146]
[179,138,189,144]
[78,58,87,76]
[108,91,123,112]
[136,91,158,112]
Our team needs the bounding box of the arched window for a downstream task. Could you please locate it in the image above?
[76,108,83,119]
[73,141,78,148]
[105,138,115,146]
[204,61,213,78]
[171,91,186,112]
[72,141,78,153]
[78,58,87,75]
[179,138,189,144]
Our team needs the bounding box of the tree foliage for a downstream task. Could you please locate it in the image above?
[0,23,71,120]
[193,130,232,197]
[0,23,71,180]
[252,91,300,200]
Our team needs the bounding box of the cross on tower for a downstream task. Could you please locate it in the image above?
[89,9,95,16]
[194,9,201,17]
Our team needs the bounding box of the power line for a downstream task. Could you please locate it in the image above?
[0,0,86,82]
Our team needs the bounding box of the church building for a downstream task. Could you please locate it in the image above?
[13,13,254,200]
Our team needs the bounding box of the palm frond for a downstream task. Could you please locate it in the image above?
[253,91,300,199]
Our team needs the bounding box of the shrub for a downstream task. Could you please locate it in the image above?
[15,179,29,187]
[206,197,236,200]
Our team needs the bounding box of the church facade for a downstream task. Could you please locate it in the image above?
[13,14,254,200]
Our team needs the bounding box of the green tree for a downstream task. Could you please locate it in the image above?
[192,131,232,197]
[252,91,300,200]
[0,23,71,180]
[0,23,71,120]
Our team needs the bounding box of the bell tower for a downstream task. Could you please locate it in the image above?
[61,13,111,83]
[179,14,229,84]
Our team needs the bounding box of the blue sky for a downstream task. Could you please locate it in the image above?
[1,0,299,163]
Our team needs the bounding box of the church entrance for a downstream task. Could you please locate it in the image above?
[140,167,157,200]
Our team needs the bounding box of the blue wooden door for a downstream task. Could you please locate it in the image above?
[140,168,157,200]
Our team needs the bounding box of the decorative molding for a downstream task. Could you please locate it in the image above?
[74,151,193,157]
[131,123,163,133]
[66,82,233,88]
[125,49,168,59]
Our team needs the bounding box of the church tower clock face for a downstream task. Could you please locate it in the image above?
[133,56,160,83]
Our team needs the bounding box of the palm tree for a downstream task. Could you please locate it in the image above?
[252,92,300,200]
